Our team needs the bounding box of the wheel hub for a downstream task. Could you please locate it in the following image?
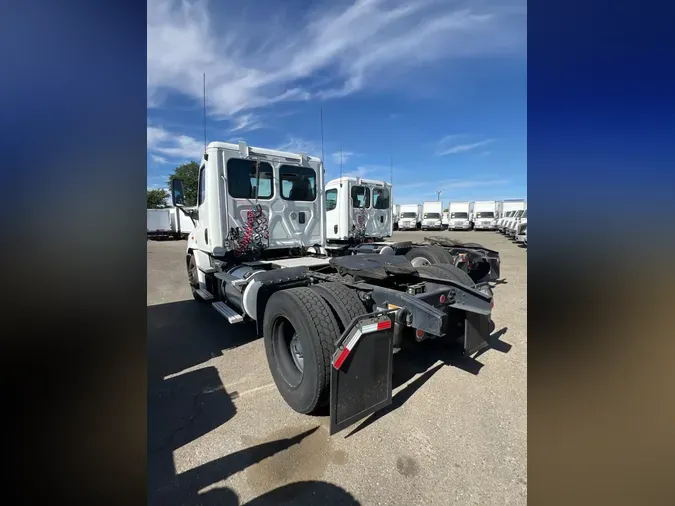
[289,334,304,372]
[410,257,431,267]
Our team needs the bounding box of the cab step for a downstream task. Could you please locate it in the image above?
[212,301,244,324]
[195,288,214,300]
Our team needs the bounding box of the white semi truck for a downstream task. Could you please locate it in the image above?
[447,201,473,231]
[393,204,400,230]
[498,199,526,233]
[170,140,501,435]
[397,204,422,230]
[421,201,443,231]
[472,201,499,231]
[325,177,393,242]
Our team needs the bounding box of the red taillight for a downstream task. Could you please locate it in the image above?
[333,348,351,370]
[377,320,392,330]
[439,294,446,304]
[415,329,424,339]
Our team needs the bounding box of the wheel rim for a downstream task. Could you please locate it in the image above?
[410,256,431,267]
[272,316,303,387]
[188,258,198,289]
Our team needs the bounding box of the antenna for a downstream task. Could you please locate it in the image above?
[340,146,343,183]
[390,154,393,186]
[203,73,207,154]
[320,107,325,167]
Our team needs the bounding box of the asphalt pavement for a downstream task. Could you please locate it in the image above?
[147,230,527,505]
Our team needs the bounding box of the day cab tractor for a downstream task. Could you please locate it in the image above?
[171,140,502,434]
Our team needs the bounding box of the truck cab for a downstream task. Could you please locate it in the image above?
[448,202,473,230]
[421,201,443,231]
[398,204,421,230]
[325,177,392,242]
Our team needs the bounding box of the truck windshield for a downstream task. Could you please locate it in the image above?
[450,212,468,219]
[424,213,441,219]
[372,188,390,209]
[475,212,494,218]
[401,212,417,218]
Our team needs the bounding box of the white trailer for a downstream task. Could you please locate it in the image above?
[421,201,443,231]
[398,204,422,230]
[472,201,499,231]
[147,209,173,236]
[168,140,500,435]
[325,177,393,242]
[447,201,473,230]
[442,211,449,229]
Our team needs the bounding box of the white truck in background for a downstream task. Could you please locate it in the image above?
[447,201,473,231]
[393,204,400,230]
[325,176,393,242]
[472,201,499,231]
[147,207,196,239]
[421,201,443,231]
[442,211,449,229]
[398,204,422,230]
[498,199,526,233]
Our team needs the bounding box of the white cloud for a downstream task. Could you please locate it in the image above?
[331,151,355,165]
[147,125,204,161]
[229,113,265,133]
[274,136,322,156]
[150,154,170,164]
[435,135,494,156]
[147,0,526,117]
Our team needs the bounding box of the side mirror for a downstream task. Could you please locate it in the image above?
[172,178,185,207]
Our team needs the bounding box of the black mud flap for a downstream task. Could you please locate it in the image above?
[487,254,501,281]
[464,312,491,357]
[329,315,395,435]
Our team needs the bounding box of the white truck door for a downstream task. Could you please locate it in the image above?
[325,187,340,239]
[193,162,209,248]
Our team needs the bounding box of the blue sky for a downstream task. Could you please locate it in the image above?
[147,0,527,206]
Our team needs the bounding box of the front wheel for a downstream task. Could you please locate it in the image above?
[187,254,205,301]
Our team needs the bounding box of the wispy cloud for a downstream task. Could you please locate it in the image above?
[228,113,265,133]
[148,125,204,161]
[331,151,356,165]
[150,154,170,164]
[274,136,321,155]
[398,178,508,191]
[147,0,526,117]
[435,136,494,156]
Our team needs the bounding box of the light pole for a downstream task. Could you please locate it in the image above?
[436,190,442,202]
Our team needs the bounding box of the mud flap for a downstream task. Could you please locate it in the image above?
[464,312,491,357]
[329,316,394,435]
[487,255,501,281]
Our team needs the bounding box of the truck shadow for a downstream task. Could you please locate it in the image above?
[344,326,511,438]
[148,300,360,505]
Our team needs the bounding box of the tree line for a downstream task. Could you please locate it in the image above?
[147,161,200,208]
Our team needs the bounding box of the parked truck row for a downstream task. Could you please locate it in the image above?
[147,207,196,239]
[392,199,526,235]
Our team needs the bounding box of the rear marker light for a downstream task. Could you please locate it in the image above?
[333,318,392,370]
[415,329,424,339]
[439,294,446,304]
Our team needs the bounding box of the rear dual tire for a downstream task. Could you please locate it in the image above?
[262,285,366,414]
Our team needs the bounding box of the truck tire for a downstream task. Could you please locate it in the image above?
[416,264,475,287]
[262,287,341,414]
[404,245,453,267]
[187,253,205,301]
[310,282,367,332]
